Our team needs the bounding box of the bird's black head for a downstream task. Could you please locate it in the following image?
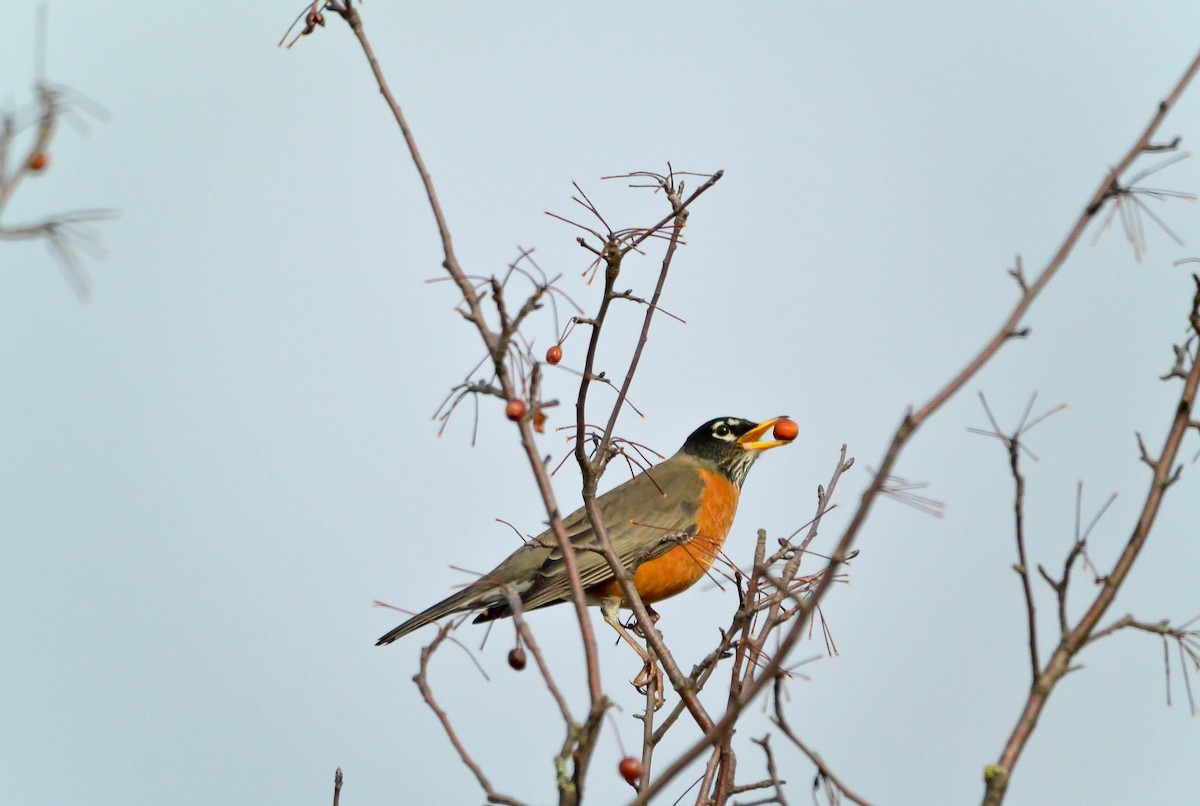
[679,417,792,487]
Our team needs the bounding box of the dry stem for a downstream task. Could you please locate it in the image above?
[982,275,1200,805]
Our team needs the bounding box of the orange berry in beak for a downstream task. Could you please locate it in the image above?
[772,418,798,441]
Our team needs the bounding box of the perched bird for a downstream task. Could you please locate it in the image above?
[377,417,792,646]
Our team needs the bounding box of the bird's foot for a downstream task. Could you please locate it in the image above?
[626,607,661,639]
[632,659,665,711]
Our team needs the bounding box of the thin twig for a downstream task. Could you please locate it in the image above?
[638,449,854,805]
[749,736,789,806]
[772,678,872,806]
[324,2,606,718]
[642,47,1200,806]
[983,274,1200,806]
[571,172,724,735]
[972,392,1060,683]
[413,626,527,806]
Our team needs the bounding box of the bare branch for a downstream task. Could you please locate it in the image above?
[1085,614,1200,715]
[983,272,1200,805]
[970,392,1069,683]
[747,736,788,806]
[639,47,1200,806]
[1,63,112,299]
[413,626,527,806]
[773,678,872,806]
[322,2,608,720]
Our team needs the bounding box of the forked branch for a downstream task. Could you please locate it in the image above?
[319,2,606,721]
[982,275,1200,806]
[636,46,1200,806]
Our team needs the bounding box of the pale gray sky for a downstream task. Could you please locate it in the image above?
[3,3,1200,805]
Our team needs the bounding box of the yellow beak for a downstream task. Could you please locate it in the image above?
[736,417,794,451]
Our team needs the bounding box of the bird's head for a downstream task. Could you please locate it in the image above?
[680,416,794,487]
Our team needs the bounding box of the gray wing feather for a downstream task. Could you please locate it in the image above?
[378,454,701,641]
[514,458,701,611]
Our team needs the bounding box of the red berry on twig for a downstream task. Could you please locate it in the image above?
[618,756,643,785]
[505,400,527,421]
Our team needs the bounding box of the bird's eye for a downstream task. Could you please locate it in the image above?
[713,423,731,438]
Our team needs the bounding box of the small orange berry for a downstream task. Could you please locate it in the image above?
[546,345,563,365]
[772,418,799,441]
[27,152,48,172]
[618,756,643,785]
[533,409,547,434]
[505,400,527,421]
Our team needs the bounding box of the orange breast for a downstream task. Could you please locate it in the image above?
[590,469,740,605]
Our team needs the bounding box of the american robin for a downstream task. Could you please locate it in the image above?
[377,417,792,647]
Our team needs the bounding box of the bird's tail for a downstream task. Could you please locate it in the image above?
[375,584,489,645]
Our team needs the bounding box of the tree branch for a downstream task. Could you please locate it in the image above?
[413,626,528,806]
[982,274,1200,806]
[324,1,606,718]
[640,46,1200,806]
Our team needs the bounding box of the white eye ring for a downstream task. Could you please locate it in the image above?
[714,423,731,438]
